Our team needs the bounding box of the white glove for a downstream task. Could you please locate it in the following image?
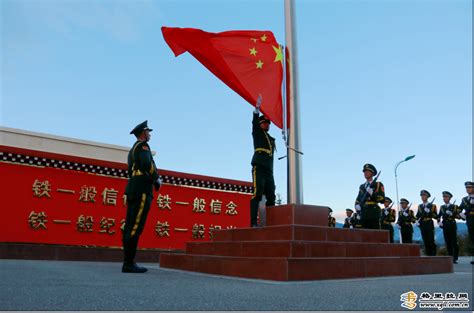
[384,210,389,216]
[366,186,373,195]
[355,204,361,212]
[439,221,443,227]
[397,224,401,229]
[356,215,361,220]
[424,207,430,213]
[403,212,408,217]
[446,210,453,216]
[459,212,466,219]
[350,225,353,229]
[254,94,262,113]
[470,198,474,204]
[415,221,420,227]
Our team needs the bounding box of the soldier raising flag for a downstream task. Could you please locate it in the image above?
[250,95,276,227]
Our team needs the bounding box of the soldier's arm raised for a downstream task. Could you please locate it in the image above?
[252,94,262,132]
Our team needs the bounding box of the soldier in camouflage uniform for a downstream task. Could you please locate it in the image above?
[437,191,461,263]
[380,197,396,243]
[354,163,385,229]
[459,181,474,264]
[416,190,438,256]
[250,96,276,227]
[122,121,161,273]
[397,198,416,243]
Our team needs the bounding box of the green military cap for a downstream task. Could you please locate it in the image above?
[362,163,377,175]
[442,191,453,198]
[384,197,392,204]
[345,208,354,213]
[130,120,153,136]
[400,198,409,204]
[258,115,271,124]
[465,181,474,187]
[420,190,431,197]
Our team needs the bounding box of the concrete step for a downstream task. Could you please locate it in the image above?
[160,253,453,281]
[212,225,390,243]
[186,240,420,258]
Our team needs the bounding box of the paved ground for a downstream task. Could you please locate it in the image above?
[1,257,472,311]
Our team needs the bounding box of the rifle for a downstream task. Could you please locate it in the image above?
[439,200,456,224]
[417,197,436,224]
[381,203,394,222]
[397,203,412,224]
[358,171,382,206]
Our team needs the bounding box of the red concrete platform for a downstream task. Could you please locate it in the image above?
[185,240,421,258]
[159,204,454,281]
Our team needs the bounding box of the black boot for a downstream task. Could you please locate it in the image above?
[122,262,148,273]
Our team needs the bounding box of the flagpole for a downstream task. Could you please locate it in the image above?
[285,0,303,204]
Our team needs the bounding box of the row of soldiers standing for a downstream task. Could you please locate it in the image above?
[335,163,474,264]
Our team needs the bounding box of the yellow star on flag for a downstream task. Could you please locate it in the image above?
[250,38,257,43]
[273,45,283,64]
[261,34,267,42]
[249,47,257,56]
[256,60,264,69]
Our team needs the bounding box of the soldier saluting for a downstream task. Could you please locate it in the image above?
[354,163,385,229]
[122,121,161,273]
[416,190,438,256]
[459,181,474,264]
[438,191,461,264]
[397,198,416,243]
[250,95,276,227]
[380,197,396,243]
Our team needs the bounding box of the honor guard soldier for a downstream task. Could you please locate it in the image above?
[380,197,396,243]
[354,163,385,229]
[416,190,438,256]
[250,96,276,227]
[328,208,336,227]
[438,191,461,263]
[122,121,161,273]
[343,209,354,228]
[459,181,474,264]
[397,198,416,243]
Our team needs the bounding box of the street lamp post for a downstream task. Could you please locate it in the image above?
[394,155,416,244]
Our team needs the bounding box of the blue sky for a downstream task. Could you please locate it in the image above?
[1,0,472,221]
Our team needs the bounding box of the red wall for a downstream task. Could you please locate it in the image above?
[0,146,252,250]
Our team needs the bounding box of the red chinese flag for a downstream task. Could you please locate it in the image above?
[162,27,284,129]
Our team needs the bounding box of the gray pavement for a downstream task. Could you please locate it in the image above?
[0,257,472,311]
